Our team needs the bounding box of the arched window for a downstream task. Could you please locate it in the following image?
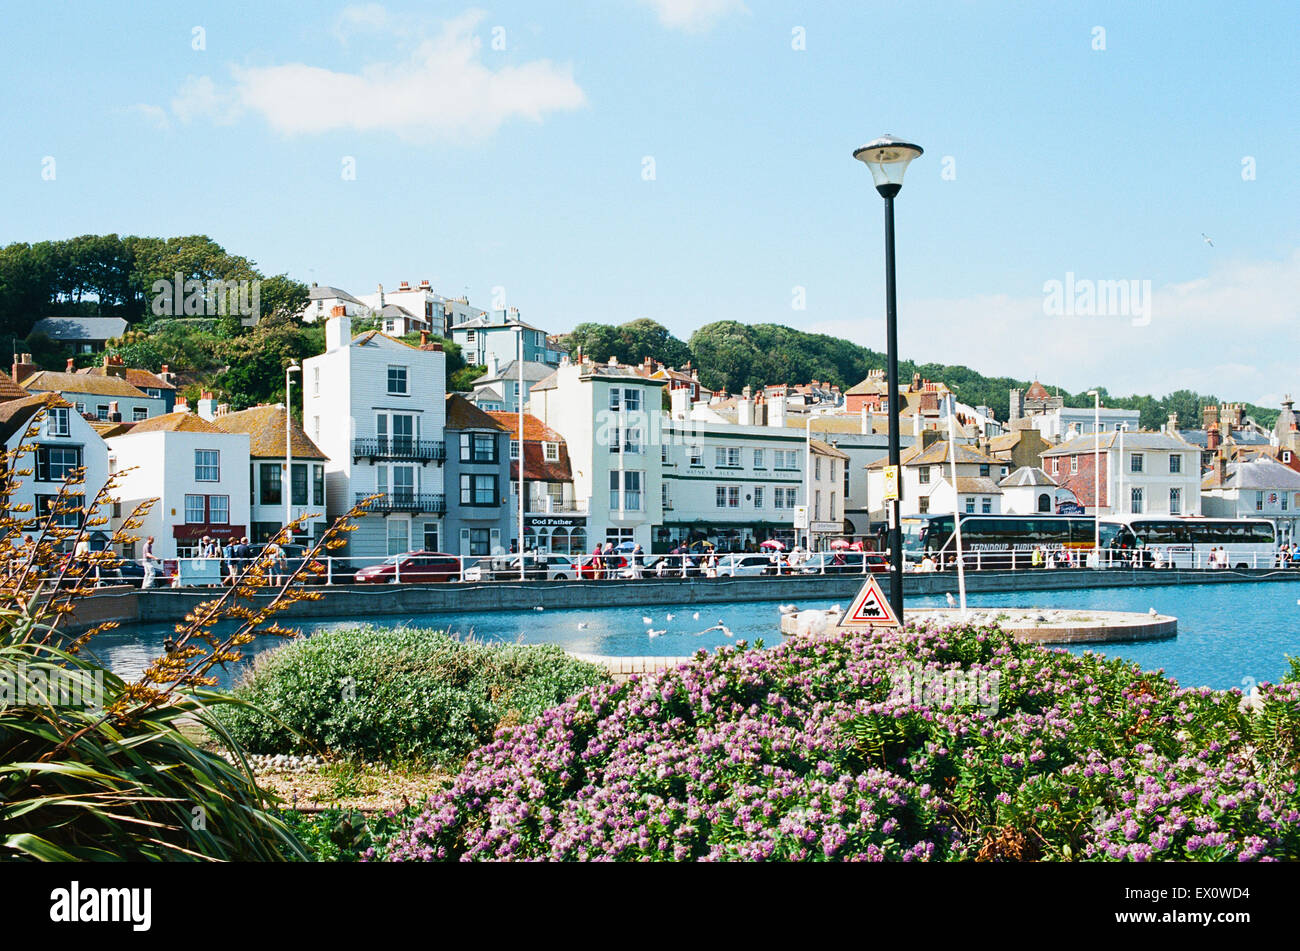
[1037,493,1051,513]
[550,527,568,554]
[569,527,587,555]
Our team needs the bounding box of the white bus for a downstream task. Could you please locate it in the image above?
[1098,515,1276,569]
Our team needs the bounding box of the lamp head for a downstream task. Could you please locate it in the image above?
[853,135,924,198]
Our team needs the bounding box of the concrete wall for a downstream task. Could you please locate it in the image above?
[67,567,1300,633]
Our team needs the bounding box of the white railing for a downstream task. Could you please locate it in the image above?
[56,546,1295,589]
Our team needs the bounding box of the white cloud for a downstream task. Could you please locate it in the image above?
[125,103,170,130]
[808,249,1300,407]
[161,9,586,143]
[639,0,748,32]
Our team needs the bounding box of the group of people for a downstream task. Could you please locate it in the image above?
[1274,544,1300,568]
[588,541,645,579]
[185,535,289,587]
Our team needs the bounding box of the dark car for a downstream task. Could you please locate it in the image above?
[353,551,466,584]
[485,553,577,581]
[102,559,174,588]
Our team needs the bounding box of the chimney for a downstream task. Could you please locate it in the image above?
[216,402,229,417]
[921,429,943,450]
[1217,455,1228,485]
[860,404,869,435]
[12,353,36,384]
[105,355,127,379]
[670,384,690,420]
[1207,422,1221,452]
[65,358,75,372]
[197,391,218,421]
[399,281,410,291]
[419,330,429,348]
[419,279,430,290]
[326,313,352,351]
[108,401,121,423]
[160,364,170,380]
[1166,412,1178,434]
[738,386,754,426]
[377,283,385,306]
[1202,402,1220,431]
[768,392,787,429]
[175,397,190,414]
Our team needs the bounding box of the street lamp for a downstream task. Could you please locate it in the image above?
[285,362,300,541]
[1087,389,1100,564]
[855,134,923,622]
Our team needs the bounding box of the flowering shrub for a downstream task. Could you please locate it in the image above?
[381,623,1300,861]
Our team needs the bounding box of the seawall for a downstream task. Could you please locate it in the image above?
[64,567,1300,632]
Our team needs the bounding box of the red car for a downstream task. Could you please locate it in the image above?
[575,554,629,579]
[353,551,465,584]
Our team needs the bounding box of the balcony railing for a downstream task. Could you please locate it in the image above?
[353,437,446,463]
[354,492,447,515]
[524,498,589,515]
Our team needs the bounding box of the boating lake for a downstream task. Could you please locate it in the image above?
[85,579,1300,692]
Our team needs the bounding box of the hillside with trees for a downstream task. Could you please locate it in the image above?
[0,236,1278,430]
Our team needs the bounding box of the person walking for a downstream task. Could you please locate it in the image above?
[591,542,604,581]
[141,535,159,589]
[631,543,644,579]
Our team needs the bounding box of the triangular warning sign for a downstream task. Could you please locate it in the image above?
[839,574,901,628]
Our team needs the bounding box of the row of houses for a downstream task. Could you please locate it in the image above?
[7,308,1300,562]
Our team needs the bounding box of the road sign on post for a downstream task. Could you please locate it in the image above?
[839,573,901,628]
[883,465,900,502]
[793,505,809,530]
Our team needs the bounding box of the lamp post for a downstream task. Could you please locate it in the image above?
[1087,389,1100,563]
[517,326,526,581]
[804,414,812,550]
[855,134,923,622]
[285,362,300,541]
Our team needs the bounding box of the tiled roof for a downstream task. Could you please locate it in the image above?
[1202,458,1300,491]
[118,411,223,434]
[308,285,364,305]
[950,476,1003,494]
[1041,431,1193,456]
[76,366,176,391]
[211,405,327,459]
[999,466,1058,488]
[866,440,999,469]
[473,360,555,385]
[446,394,509,432]
[0,393,72,444]
[810,438,850,460]
[30,316,128,341]
[1025,380,1051,400]
[0,375,29,402]
[22,370,148,399]
[485,411,572,482]
[486,411,565,443]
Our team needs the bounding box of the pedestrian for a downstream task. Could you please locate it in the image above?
[234,536,251,580]
[141,535,158,588]
[591,542,603,581]
[632,543,644,579]
[221,537,237,585]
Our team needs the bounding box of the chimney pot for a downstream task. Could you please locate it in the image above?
[65,358,75,372]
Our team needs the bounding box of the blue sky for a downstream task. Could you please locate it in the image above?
[2,1,1296,405]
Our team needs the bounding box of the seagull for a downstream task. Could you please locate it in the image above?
[945,592,956,607]
[666,613,675,621]
[1202,233,1214,247]
[778,604,798,615]
[1148,607,1158,616]
[648,628,666,638]
[534,605,544,612]
[642,616,653,625]
[692,612,700,620]
[577,622,589,630]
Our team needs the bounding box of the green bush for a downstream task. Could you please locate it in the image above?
[215,626,610,767]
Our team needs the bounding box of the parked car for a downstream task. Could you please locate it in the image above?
[484,553,578,581]
[575,554,629,579]
[242,543,337,584]
[353,551,467,584]
[714,553,776,577]
[103,559,174,588]
[799,552,886,575]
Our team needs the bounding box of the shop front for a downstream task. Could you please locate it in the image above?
[524,514,589,555]
[654,520,796,554]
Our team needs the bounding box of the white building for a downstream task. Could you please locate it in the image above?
[866,433,1010,518]
[0,393,113,549]
[1201,457,1300,544]
[302,314,448,560]
[657,418,809,552]
[355,282,443,335]
[298,285,371,324]
[1030,404,1142,441]
[107,411,251,560]
[1040,431,1201,517]
[528,357,665,551]
[205,404,330,546]
[451,310,565,368]
[808,439,850,545]
[999,466,1079,515]
[470,355,556,413]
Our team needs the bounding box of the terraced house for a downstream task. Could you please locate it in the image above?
[444,394,512,557]
[15,355,166,422]
[303,313,448,561]
[203,403,329,546]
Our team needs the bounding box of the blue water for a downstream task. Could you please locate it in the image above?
[84,580,1300,692]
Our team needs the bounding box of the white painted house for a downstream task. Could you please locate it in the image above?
[106,412,251,560]
[1041,431,1201,517]
[528,357,665,552]
[866,433,1009,517]
[302,314,448,560]
[0,393,112,549]
[1201,457,1300,544]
